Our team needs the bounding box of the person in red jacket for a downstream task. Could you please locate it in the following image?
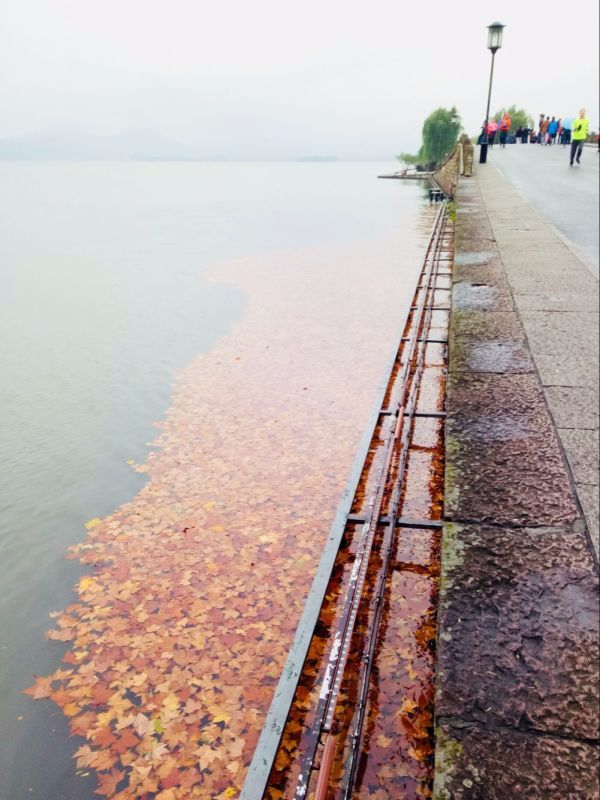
[487,119,499,146]
[499,112,511,147]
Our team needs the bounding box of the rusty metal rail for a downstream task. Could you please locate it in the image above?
[241,202,449,800]
[338,204,447,798]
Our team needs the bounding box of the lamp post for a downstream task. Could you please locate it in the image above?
[479,21,505,164]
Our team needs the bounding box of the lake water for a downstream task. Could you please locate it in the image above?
[0,162,433,799]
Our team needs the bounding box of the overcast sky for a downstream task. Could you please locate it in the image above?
[1,0,598,159]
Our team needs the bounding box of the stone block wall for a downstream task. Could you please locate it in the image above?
[434,135,473,198]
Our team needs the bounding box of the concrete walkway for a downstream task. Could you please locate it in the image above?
[433,159,599,799]
[489,142,599,277]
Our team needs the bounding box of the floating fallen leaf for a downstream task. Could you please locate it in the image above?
[376,733,393,748]
[133,713,151,737]
[94,768,124,797]
[24,222,437,797]
[153,717,164,735]
[23,675,55,700]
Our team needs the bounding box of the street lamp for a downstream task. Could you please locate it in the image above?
[479,21,505,164]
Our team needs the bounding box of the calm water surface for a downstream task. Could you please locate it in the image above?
[0,162,429,798]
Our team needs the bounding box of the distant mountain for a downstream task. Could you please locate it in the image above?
[0,127,194,161]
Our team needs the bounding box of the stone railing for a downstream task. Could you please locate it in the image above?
[433,135,473,198]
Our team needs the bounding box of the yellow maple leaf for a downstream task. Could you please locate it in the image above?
[153,717,164,734]
[207,705,231,724]
[163,693,179,713]
[84,518,101,529]
[401,698,418,714]
[78,576,96,592]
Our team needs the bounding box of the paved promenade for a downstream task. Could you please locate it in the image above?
[489,142,599,277]
[433,156,599,798]
[485,149,599,553]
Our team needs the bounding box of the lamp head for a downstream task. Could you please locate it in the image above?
[487,22,505,53]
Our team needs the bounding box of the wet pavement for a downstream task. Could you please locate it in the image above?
[489,143,599,277]
[477,157,599,556]
[434,162,599,798]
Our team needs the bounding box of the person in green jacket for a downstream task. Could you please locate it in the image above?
[570,108,589,166]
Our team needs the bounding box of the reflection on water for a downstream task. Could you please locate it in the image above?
[0,161,432,798]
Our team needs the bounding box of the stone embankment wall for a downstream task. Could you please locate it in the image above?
[434,135,473,198]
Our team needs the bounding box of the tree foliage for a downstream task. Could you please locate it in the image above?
[493,105,533,132]
[398,107,462,168]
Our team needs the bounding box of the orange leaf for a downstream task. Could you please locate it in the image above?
[94,768,124,797]
[92,727,116,747]
[23,675,55,700]
[90,685,114,706]
[160,767,182,789]
[90,749,116,772]
[113,728,139,755]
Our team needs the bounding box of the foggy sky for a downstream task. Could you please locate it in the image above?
[1,0,598,159]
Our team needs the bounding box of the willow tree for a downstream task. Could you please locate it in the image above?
[493,105,533,132]
[399,106,462,167]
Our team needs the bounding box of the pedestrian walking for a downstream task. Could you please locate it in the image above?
[487,119,499,147]
[540,116,550,144]
[548,116,558,144]
[570,108,589,165]
[562,117,573,145]
[537,113,545,143]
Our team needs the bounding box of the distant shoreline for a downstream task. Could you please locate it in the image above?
[0,156,393,163]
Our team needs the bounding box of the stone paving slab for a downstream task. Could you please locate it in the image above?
[451,339,533,374]
[577,483,600,555]
[535,353,600,389]
[446,372,579,526]
[451,310,526,341]
[452,281,514,312]
[515,291,599,313]
[520,310,599,357]
[436,524,599,739]
[545,385,600,429]
[434,723,600,800]
[558,428,600,485]
[493,236,572,253]
[452,262,508,288]
[491,220,547,232]
[504,273,599,312]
